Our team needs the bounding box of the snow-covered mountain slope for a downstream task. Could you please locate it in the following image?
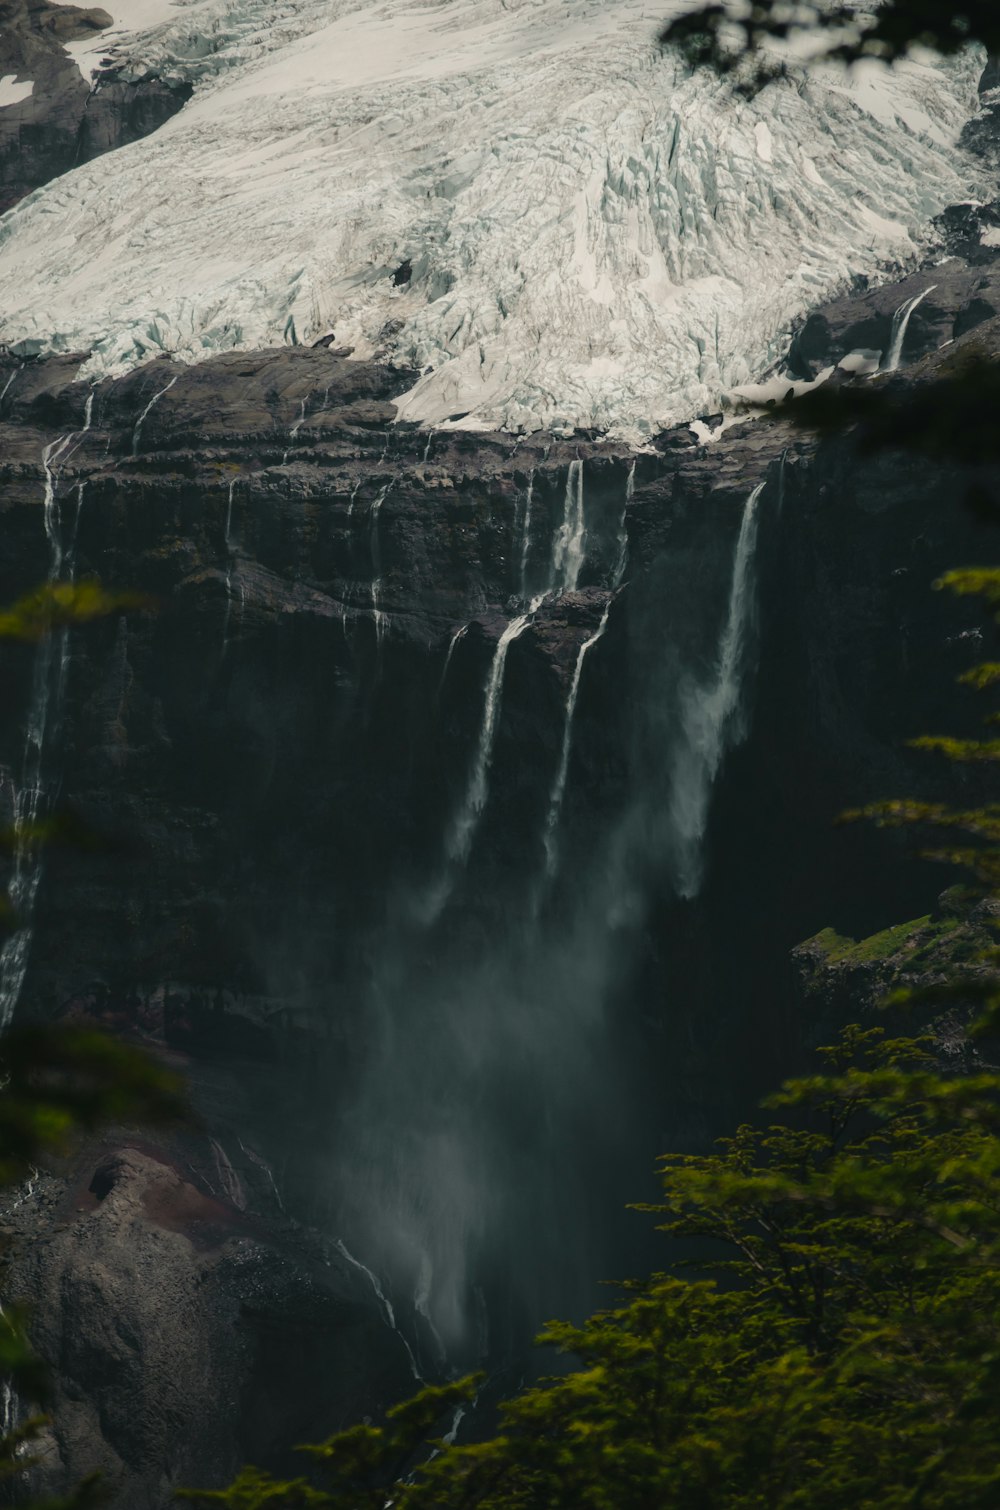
[0,0,986,435]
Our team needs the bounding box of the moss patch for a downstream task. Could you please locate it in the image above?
[807,915,959,967]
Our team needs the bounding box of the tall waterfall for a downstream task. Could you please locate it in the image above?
[540,601,612,884]
[222,478,238,652]
[439,457,591,879]
[444,607,538,869]
[611,462,634,589]
[550,459,586,594]
[666,482,765,898]
[369,484,390,645]
[518,470,535,601]
[0,409,93,1028]
[437,623,469,699]
[316,456,772,1372]
[881,284,936,374]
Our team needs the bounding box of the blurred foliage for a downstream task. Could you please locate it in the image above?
[0,577,176,1505]
[185,1011,1000,1508]
[0,581,154,644]
[662,1,1000,92]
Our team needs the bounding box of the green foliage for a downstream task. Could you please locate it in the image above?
[0,1025,185,1190]
[661,2,1000,93]
[192,1020,1000,1508]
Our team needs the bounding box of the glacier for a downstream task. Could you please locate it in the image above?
[0,0,987,435]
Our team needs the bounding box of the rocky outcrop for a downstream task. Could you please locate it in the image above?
[0,0,191,214]
[0,1126,416,1506]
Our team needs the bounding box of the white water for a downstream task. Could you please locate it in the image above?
[369,485,390,645]
[445,607,538,869]
[437,624,468,699]
[414,1254,448,1370]
[422,429,436,465]
[540,600,612,883]
[0,367,19,411]
[518,470,535,602]
[550,460,586,595]
[222,478,238,652]
[335,1239,423,1382]
[0,1300,20,1444]
[131,374,178,456]
[881,283,937,373]
[667,482,765,898]
[0,404,94,1028]
[611,461,634,589]
[282,396,308,464]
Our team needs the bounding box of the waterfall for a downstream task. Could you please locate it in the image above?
[518,470,535,602]
[0,367,18,410]
[540,601,612,884]
[437,624,468,699]
[610,461,634,589]
[422,429,436,465]
[881,284,936,374]
[667,481,764,898]
[131,374,178,457]
[550,459,586,594]
[0,1301,20,1445]
[431,456,592,896]
[444,606,538,868]
[0,411,94,1029]
[282,397,308,464]
[414,1254,448,1369]
[222,479,238,653]
[369,485,390,645]
[335,1240,423,1382]
[347,480,361,517]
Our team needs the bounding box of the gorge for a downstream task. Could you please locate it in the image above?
[0,0,998,1504]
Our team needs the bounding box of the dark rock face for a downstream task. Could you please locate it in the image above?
[1,1134,415,1507]
[0,0,191,214]
[0,233,998,1503]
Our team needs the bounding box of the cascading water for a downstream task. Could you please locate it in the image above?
[131,374,178,456]
[611,462,634,589]
[0,406,94,1028]
[443,606,539,871]
[325,457,770,1375]
[881,284,937,374]
[519,468,537,597]
[665,482,765,899]
[550,459,586,594]
[369,485,390,646]
[437,624,468,699]
[539,600,613,886]
[222,478,238,653]
[334,1239,423,1382]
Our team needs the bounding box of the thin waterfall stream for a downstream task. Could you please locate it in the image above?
[881,284,937,374]
[0,401,95,1028]
[667,482,765,897]
[131,374,177,456]
[540,599,613,886]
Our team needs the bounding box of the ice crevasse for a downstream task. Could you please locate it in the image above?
[0,0,987,437]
